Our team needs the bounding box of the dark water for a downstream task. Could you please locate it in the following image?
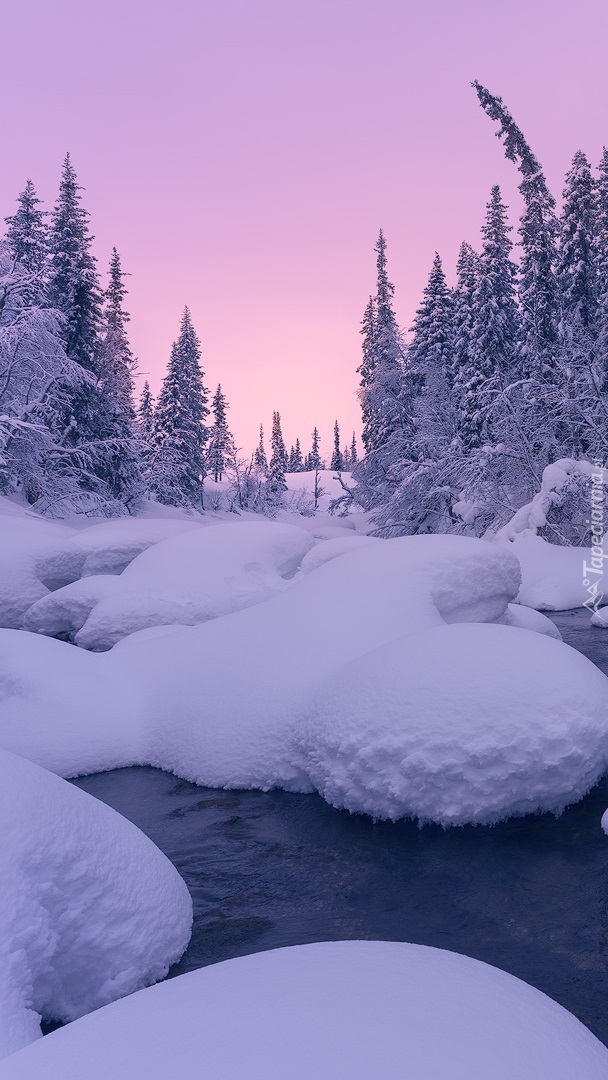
[72,609,608,1045]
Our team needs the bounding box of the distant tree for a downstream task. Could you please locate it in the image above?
[207,384,234,482]
[330,419,344,470]
[153,307,209,507]
[138,380,155,441]
[349,432,358,467]
[358,232,405,453]
[309,425,321,470]
[267,410,288,502]
[254,424,268,472]
[288,437,303,472]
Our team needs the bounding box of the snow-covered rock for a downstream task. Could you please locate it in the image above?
[75,521,314,650]
[505,532,589,611]
[0,515,83,629]
[299,534,379,575]
[0,749,192,1061]
[2,941,607,1079]
[69,517,203,577]
[496,603,562,640]
[23,575,122,638]
[299,623,608,824]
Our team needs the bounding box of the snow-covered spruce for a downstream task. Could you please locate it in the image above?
[1,942,607,1080]
[0,749,192,1061]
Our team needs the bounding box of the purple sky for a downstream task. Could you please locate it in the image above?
[3,0,608,457]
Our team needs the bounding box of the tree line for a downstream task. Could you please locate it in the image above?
[0,157,355,516]
[353,83,608,541]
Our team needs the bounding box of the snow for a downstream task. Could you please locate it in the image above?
[23,575,122,639]
[68,517,203,576]
[0,512,83,629]
[2,941,607,1080]
[0,748,192,1061]
[504,531,590,611]
[1,530,606,826]
[495,602,562,639]
[74,520,314,650]
[299,534,379,574]
[591,607,608,628]
[299,623,608,824]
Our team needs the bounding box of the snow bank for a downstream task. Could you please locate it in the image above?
[506,532,589,611]
[4,532,605,827]
[496,603,562,639]
[0,749,192,1061]
[75,521,314,650]
[300,623,608,824]
[69,517,203,576]
[0,515,83,629]
[23,575,122,639]
[299,534,379,574]
[2,941,607,1079]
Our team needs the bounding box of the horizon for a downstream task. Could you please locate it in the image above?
[3,0,608,454]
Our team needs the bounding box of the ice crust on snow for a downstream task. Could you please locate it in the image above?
[0,749,192,1061]
[74,521,314,650]
[1,942,607,1080]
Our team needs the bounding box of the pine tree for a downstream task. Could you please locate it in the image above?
[268,410,288,501]
[596,147,608,389]
[288,437,303,472]
[5,180,48,276]
[557,150,598,337]
[153,307,209,507]
[253,424,268,472]
[473,82,558,373]
[349,432,358,467]
[207,384,234,482]
[309,426,321,470]
[138,381,155,441]
[94,247,143,506]
[359,232,406,454]
[330,419,344,470]
[452,242,482,449]
[48,154,103,374]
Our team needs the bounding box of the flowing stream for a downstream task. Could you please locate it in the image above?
[73,609,608,1045]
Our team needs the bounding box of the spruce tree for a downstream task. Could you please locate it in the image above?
[309,426,321,470]
[473,82,558,372]
[253,424,268,472]
[359,232,405,453]
[349,432,358,467]
[153,307,209,507]
[357,295,377,452]
[48,154,103,374]
[5,180,48,276]
[138,381,155,441]
[596,147,608,389]
[474,189,520,376]
[408,253,454,389]
[207,384,234,482]
[452,242,482,449]
[268,410,288,501]
[330,419,344,470]
[288,437,303,472]
[95,247,143,506]
[557,150,598,337]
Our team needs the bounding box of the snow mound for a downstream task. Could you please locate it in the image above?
[506,532,589,611]
[299,623,608,825]
[496,603,562,639]
[299,534,379,574]
[0,749,192,1061]
[23,575,122,639]
[69,517,203,576]
[75,521,314,650]
[0,516,83,629]
[0,632,138,776]
[2,941,607,1079]
[591,607,608,628]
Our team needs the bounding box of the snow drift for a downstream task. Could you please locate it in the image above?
[0,749,192,1061]
[1,941,607,1079]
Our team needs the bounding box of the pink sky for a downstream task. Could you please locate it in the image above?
[3,0,608,457]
